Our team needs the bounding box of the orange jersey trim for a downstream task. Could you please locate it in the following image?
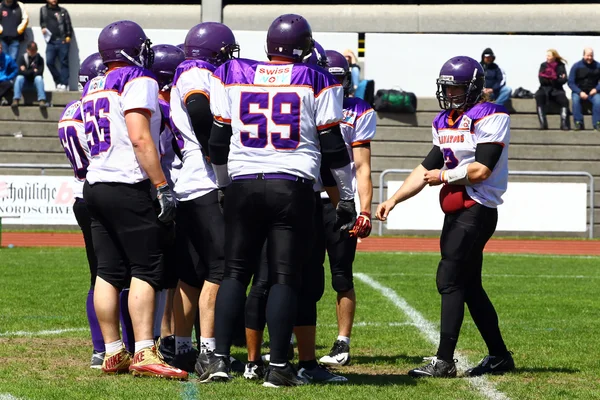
[351,140,371,147]
[214,115,232,124]
[125,108,152,118]
[183,89,209,104]
[317,121,340,131]
[59,118,83,123]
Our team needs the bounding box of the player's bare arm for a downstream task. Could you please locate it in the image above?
[353,146,372,214]
[376,164,428,221]
[126,110,168,187]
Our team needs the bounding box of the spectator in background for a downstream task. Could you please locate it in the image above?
[40,0,72,91]
[480,48,511,107]
[0,0,28,61]
[12,41,46,109]
[343,49,360,95]
[568,47,600,131]
[535,49,570,131]
[0,41,17,105]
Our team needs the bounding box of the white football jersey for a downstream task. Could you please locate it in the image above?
[58,100,89,198]
[432,102,510,208]
[158,98,182,188]
[170,59,218,201]
[319,96,376,196]
[81,66,161,185]
[210,59,344,181]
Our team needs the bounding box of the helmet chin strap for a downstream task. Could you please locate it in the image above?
[120,50,144,68]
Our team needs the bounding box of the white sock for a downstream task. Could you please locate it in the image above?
[153,289,167,339]
[290,333,295,345]
[201,337,216,352]
[105,339,123,354]
[134,339,155,353]
[337,335,351,346]
[176,336,193,355]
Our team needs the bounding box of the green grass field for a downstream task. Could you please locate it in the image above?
[1,248,599,400]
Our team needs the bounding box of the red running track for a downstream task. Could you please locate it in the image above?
[2,233,600,256]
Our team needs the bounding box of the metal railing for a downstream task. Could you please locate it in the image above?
[0,163,71,175]
[378,169,595,239]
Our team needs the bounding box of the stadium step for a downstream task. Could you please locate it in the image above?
[0,121,57,137]
[0,151,68,164]
[0,137,64,153]
[17,90,79,107]
[0,107,63,123]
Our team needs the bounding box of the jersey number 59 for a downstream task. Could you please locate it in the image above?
[240,92,300,150]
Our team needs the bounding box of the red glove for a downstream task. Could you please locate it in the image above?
[352,211,372,238]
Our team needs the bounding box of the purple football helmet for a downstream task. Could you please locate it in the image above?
[78,52,107,91]
[98,20,153,68]
[176,43,184,51]
[304,40,328,67]
[184,22,239,66]
[325,50,352,95]
[150,44,185,91]
[436,56,485,110]
[266,14,314,62]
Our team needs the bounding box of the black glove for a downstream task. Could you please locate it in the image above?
[157,182,176,223]
[334,199,357,234]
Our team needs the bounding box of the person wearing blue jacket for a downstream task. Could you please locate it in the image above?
[480,48,511,107]
[568,47,600,131]
[0,41,18,104]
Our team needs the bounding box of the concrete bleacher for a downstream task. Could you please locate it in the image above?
[0,94,598,236]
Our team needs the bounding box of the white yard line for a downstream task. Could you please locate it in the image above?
[0,327,88,337]
[355,273,510,400]
[0,394,24,400]
[372,251,599,259]
[320,321,415,328]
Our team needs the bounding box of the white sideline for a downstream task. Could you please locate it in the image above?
[367,272,599,280]
[0,394,24,400]
[321,321,415,328]
[355,273,510,400]
[0,327,88,337]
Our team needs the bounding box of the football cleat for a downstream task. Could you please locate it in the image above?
[90,350,105,369]
[298,364,348,383]
[244,362,266,380]
[101,346,131,374]
[465,352,515,377]
[129,346,188,380]
[229,356,245,374]
[171,348,199,373]
[408,356,457,378]
[197,351,232,383]
[319,340,351,366]
[263,363,308,388]
[157,335,176,366]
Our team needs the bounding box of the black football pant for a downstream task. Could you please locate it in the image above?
[214,178,315,364]
[83,180,164,290]
[322,200,357,293]
[435,203,508,361]
[73,198,98,290]
[245,193,326,332]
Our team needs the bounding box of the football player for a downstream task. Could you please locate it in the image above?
[201,14,356,387]
[82,20,185,380]
[168,22,239,373]
[242,41,347,384]
[58,52,109,369]
[377,56,514,378]
[319,49,375,368]
[149,43,185,363]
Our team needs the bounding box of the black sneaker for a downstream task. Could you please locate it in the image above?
[171,348,199,373]
[319,340,350,366]
[90,350,105,369]
[263,363,308,388]
[157,335,176,365]
[595,122,600,132]
[575,121,584,131]
[197,351,231,383]
[244,361,265,380]
[229,356,245,374]
[298,364,348,383]
[408,357,457,378]
[465,352,515,377]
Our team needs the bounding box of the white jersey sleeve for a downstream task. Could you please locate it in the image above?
[122,77,159,114]
[315,85,344,130]
[473,112,511,146]
[210,68,231,124]
[352,108,376,145]
[432,124,440,147]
